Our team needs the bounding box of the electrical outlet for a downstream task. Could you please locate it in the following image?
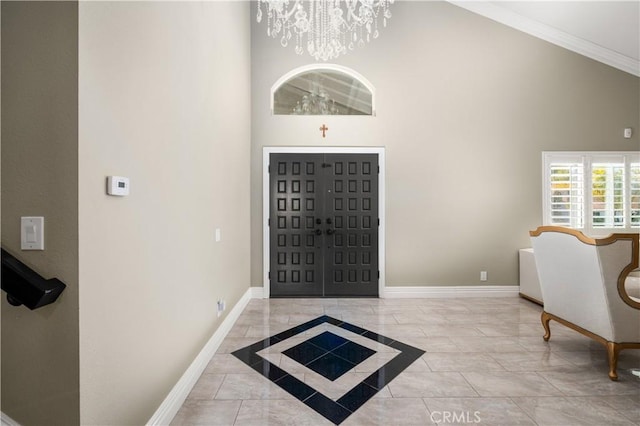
[217,299,226,317]
[480,271,488,282]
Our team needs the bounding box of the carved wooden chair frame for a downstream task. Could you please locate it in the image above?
[530,226,640,380]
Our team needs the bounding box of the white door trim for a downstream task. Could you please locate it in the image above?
[262,147,386,298]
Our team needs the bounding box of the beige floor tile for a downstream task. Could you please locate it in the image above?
[186,374,225,400]
[423,352,505,372]
[343,398,434,425]
[387,372,478,397]
[462,371,563,396]
[287,313,329,324]
[370,305,425,315]
[234,313,290,326]
[449,336,528,353]
[244,324,293,338]
[396,336,460,352]
[442,313,505,325]
[538,369,640,396]
[203,354,255,375]
[225,324,250,337]
[170,400,241,426]
[324,305,375,316]
[215,374,293,400]
[360,323,427,337]
[488,350,575,372]
[215,337,262,354]
[556,350,640,371]
[392,312,449,325]
[234,399,333,426]
[476,323,544,337]
[495,309,543,324]
[340,313,399,325]
[420,324,484,337]
[516,336,594,353]
[423,397,536,425]
[598,395,640,423]
[402,357,432,373]
[512,396,636,425]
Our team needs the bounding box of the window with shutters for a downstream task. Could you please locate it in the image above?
[543,152,640,235]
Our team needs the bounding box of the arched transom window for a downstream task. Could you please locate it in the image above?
[272,65,375,116]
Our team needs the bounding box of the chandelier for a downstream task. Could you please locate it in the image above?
[256,0,394,61]
[292,82,340,115]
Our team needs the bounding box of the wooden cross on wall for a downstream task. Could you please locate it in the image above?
[319,124,328,138]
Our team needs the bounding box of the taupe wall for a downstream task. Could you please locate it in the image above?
[250,1,639,288]
[78,2,250,424]
[1,2,80,424]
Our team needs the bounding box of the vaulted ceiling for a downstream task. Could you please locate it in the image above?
[450,1,640,77]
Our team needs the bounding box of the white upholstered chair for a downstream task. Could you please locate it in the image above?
[530,226,640,380]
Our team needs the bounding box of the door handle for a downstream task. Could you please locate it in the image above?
[326,229,335,235]
[314,229,322,236]
[326,218,332,225]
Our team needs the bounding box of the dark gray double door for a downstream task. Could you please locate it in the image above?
[269,153,379,297]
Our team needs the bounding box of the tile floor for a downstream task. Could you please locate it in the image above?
[171,297,640,425]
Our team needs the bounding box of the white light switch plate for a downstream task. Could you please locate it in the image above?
[21,216,44,250]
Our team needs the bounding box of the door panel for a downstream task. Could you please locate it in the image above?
[324,154,379,296]
[270,154,324,296]
[269,153,378,297]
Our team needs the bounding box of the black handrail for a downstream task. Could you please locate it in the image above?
[1,248,66,309]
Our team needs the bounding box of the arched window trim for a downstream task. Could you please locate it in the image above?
[271,64,376,116]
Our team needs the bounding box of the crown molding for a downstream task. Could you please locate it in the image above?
[449,1,640,77]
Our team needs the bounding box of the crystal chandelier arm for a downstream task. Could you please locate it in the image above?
[263,0,303,25]
[258,0,393,61]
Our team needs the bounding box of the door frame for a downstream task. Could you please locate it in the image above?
[263,147,386,298]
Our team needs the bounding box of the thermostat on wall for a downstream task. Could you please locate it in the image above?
[107,176,130,196]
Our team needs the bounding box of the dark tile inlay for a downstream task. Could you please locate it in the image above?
[332,341,376,364]
[306,352,355,381]
[337,382,379,412]
[231,315,425,425]
[306,392,352,425]
[283,331,376,381]
[274,373,317,402]
[250,359,288,381]
[307,331,350,351]
[282,341,326,365]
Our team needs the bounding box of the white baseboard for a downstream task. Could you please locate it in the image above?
[383,285,520,298]
[146,287,253,426]
[249,286,266,299]
[1,412,21,426]
[248,284,519,299]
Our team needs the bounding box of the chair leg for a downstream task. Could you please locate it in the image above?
[606,341,621,381]
[541,311,551,341]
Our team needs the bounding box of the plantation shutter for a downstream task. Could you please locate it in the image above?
[543,152,639,234]
[631,163,640,228]
[546,156,584,228]
[591,161,624,228]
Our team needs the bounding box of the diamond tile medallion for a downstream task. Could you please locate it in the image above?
[231,315,425,425]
